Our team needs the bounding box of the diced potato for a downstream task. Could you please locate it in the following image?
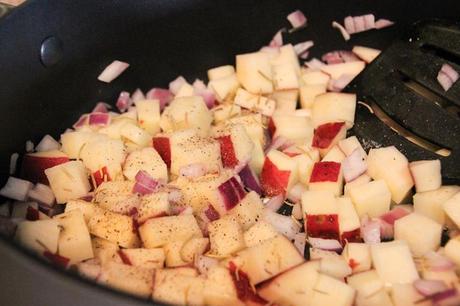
[101,261,153,298]
[243,221,279,247]
[15,219,60,254]
[208,217,245,257]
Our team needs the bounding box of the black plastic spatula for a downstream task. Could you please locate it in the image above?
[347,19,460,184]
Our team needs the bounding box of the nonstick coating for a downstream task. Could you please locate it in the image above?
[0,0,459,305]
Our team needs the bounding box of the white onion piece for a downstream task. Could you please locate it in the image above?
[438,64,459,91]
[166,187,182,204]
[332,21,350,41]
[0,177,33,201]
[414,279,448,297]
[9,153,18,175]
[262,209,301,240]
[131,88,145,103]
[287,10,307,30]
[179,163,207,178]
[25,140,34,153]
[328,73,356,92]
[169,76,187,95]
[375,19,395,29]
[287,183,306,203]
[35,135,60,152]
[342,147,367,182]
[27,183,55,207]
[308,237,343,252]
[304,58,325,70]
[116,91,132,112]
[353,16,366,33]
[363,14,376,29]
[293,232,306,256]
[424,252,456,272]
[360,216,381,244]
[132,171,160,195]
[344,16,356,34]
[91,102,111,113]
[264,194,284,212]
[192,79,216,109]
[88,112,111,126]
[73,114,88,129]
[294,40,314,59]
[146,88,173,111]
[269,29,284,47]
[194,255,218,275]
[97,60,129,83]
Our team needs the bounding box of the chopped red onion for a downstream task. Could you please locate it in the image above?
[424,252,456,272]
[322,51,360,65]
[97,60,130,83]
[332,21,350,41]
[264,194,284,212]
[179,163,207,178]
[287,183,306,203]
[0,177,33,201]
[431,288,460,306]
[167,187,182,204]
[308,237,343,252]
[92,102,111,113]
[9,153,18,175]
[377,218,394,240]
[287,10,307,31]
[80,193,94,202]
[363,14,376,29]
[204,204,220,222]
[269,29,284,47]
[27,183,55,207]
[73,114,88,129]
[375,19,395,29]
[294,232,307,255]
[438,64,459,91]
[88,112,111,126]
[379,207,410,225]
[25,140,34,153]
[146,87,173,111]
[178,206,193,215]
[194,255,219,275]
[353,16,366,33]
[131,88,145,103]
[360,216,381,244]
[238,165,262,195]
[328,74,356,92]
[132,171,160,195]
[342,148,367,182]
[35,135,60,152]
[169,76,187,95]
[294,40,314,59]
[414,279,448,297]
[344,16,356,34]
[305,58,325,70]
[116,91,132,112]
[193,79,216,109]
[262,209,301,240]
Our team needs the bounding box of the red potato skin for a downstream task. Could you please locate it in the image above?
[309,161,341,183]
[311,122,345,149]
[43,251,70,268]
[306,214,340,240]
[92,166,111,188]
[216,135,239,168]
[152,137,171,168]
[228,262,267,305]
[204,204,220,221]
[26,206,39,221]
[341,228,361,245]
[20,155,69,184]
[218,179,241,211]
[117,250,132,265]
[260,157,291,197]
[268,118,276,138]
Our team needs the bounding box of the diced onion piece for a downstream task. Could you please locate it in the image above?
[360,216,381,244]
[287,10,307,30]
[91,102,111,113]
[35,135,60,152]
[264,194,284,212]
[238,165,262,195]
[342,147,367,182]
[377,218,394,240]
[179,163,207,178]
[304,58,325,70]
[97,60,129,83]
[328,74,356,92]
[0,177,33,201]
[116,91,132,112]
[269,29,284,47]
[287,183,306,203]
[27,183,55,207]
[73,114,88,129]
[146,87,173,111]
[332,21,350,41]
[414,279,448,297]
[431,288,460,305]
[132,170,160,195]
[294,40,314,59]
[194,255,219,275]
[265,136,295,154]
[169,76,187,95]
[379,207,410,225]
[308,237,343,252]
[9,153,19,175]
[353,16,366,33]
[192,79,216,109]
[363,14,375,30]
[262,209,301,240]
[344,16,356,34]
[88,112,111,126]
[375,19,395,29]
[131,88,145,103]
[25,140,34,153]
[294,232,307,255]
[438,63,459,91]
[424,251,456,272]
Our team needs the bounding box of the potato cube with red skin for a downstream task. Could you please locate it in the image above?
[338,197,361,244]
[338,136,367,158]
[260,150,298,196]
[302,190,340,240]
[346,270,392,306]
[309,161,343,196]
[20,150,69,184]
[204,266,245,306]
[312,122,347,157]
[118,248,165,269]
[321,145,346,163]
[212,124,254,169]
[137,191,170,224]
[15,219,60,255]
[409,159,442,193]
[300,84,327,109]
[312,93,357,129]
[444,236,460,267]
[343,243,371,274]
[101,261,153,298]
[152,135,171,168]
[243,221,279,247]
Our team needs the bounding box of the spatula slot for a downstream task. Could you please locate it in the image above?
[420,43,460,67]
